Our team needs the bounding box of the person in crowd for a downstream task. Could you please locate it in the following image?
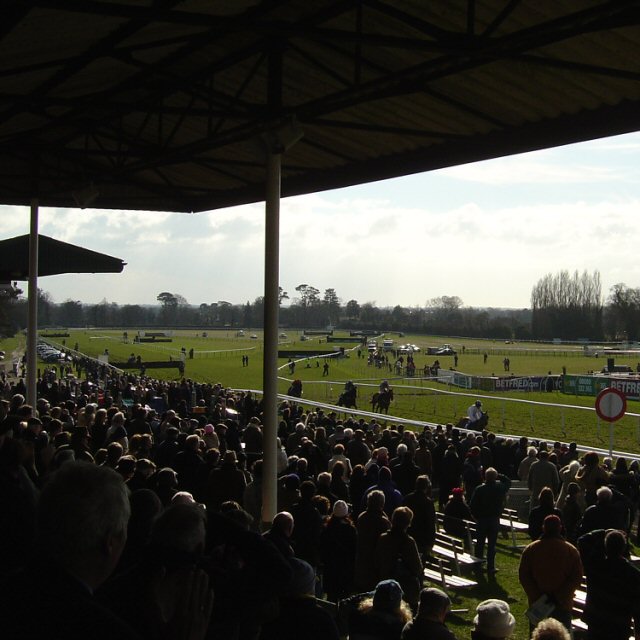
[576,451,610,506]
[355,489,391,592]
[561,482,583,544]
[438,445,463,509]
[263,511,295,559]
[290,479,323,568]
[320,499,357,602]
[260,557,339,640]
[578,485,629,537]
[471,599,516,640]
[555,459,581,509]
[343,579,413,640]
[403,474,436,558]
[443,487,474,544]
[2,461,211,639]
[527,450,559,509]
[400,587,457,640]
[462,446,483,501]
[528,486,563,540]
[365,465,403,517]
[578,528,640,640]
[390,444,421,496]
[519,515,583,631]
[329,460,351,502]
[375,506,422,609]
[530,618,571,640]
[98,501,212,639]
[470,467,510,575]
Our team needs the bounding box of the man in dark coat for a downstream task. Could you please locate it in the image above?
[403,475,436,557]
[470,467,511,574]
[579,528,640,640]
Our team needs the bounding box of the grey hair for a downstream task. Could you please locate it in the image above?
[150,503,207,554]
[37,461,130,563]
[366,489,386,511]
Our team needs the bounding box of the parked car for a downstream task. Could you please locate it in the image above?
[427,343,456,356]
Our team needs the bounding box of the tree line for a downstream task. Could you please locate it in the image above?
[1,274,639,341]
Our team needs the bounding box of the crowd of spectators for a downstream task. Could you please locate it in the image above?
[1,365,640,639]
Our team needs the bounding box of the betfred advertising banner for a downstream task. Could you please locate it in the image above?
[561,374,640,400]
[494,376,559,392]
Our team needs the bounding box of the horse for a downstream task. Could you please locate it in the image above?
[287,379,303,399]
[371,387,394,414]
[455,412,489,432]
[338,386,358,409]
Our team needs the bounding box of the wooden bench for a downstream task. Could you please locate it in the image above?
[423,557,478,591]
[436,511,476,551]
[431,531,484,575]
[499,508,529,549]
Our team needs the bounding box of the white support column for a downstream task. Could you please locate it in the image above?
[262,151,281,527]
[27,199,39,407]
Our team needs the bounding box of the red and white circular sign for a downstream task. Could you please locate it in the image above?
[595,387,627,422]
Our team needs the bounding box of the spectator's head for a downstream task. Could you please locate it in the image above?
[538,486,554,509]
[283,474,300,491]
[317,471,331,488]
[366,489,386,512]
[484,467,498,483]
[299,480,316,501]
[542,514,562,537]
[417,587,450,622]
[567,482,580,498]
[311,495,330,516]
[373,579,403,612]
[106,441,123,466]
[596,486,612,504]
[272,511,294,538]
[333,443,344,455]
[527,446,537,458]
[285,558,316,597]
[604,529,627,559]
[396,443,407,457]
[472,599,515,639]
[531,618,570,640]
[615,457,628,473]
[379,466,392,483]
[332,500,349,520]
[414,475,431,494]
[185,434,200,452]
[37,462,130,590]
[149,502,207,566]
[391,506,413,532]
[331,460,345,479]
[583,451,599,467]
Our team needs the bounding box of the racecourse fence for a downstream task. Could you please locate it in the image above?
[275,377,640,457]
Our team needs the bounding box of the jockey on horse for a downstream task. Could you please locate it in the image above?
[459,399,489,431]
[371,380,393,414]
[338,380,357,408]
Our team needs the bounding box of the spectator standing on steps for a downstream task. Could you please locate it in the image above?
[469,467,510,575]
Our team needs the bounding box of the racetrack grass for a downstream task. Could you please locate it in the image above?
[23,329,640,455]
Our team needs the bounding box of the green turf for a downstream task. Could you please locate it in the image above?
[15,329,637,455]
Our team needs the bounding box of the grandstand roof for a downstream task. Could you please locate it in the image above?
[1,1,640,212]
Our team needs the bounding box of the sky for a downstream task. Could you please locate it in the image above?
[1,131,640,310]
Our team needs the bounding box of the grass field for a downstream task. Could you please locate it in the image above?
[18,328,638,455]
[3,328,640,638]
